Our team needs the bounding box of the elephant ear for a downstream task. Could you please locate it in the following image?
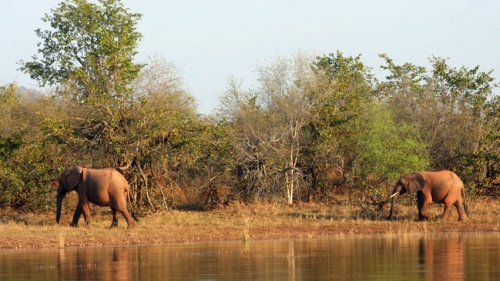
[62,166,83,192]
[406,172,426,194]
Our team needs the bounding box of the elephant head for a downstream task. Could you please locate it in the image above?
[388,172,426,219]
[56,166,83,224]
[391,172,426,197]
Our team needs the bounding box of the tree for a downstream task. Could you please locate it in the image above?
[0,83,69,211]
[218,79,272,201]
[19,0,143,117]
[430,56,496,165]
[219,53,331,203]
[355,100,429,183]
[308,52,374,197]
[19,0,144,168]
[378,54,498,171]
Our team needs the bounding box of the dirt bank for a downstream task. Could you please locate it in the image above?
[1,201,499,249]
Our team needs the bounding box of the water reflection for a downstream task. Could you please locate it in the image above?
[56,246,134,281]
[418,235,464,280]
[1,233,499,280]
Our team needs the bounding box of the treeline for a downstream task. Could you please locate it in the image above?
[1,0,499,212]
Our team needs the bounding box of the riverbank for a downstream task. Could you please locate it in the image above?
[1,199,499,249]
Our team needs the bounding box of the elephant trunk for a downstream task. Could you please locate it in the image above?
[387,186,401,220]
[56,191,66,224]
[387,194,398,220]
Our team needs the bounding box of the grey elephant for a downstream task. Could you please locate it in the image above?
[387,170,469,221]
[56,166,138,228]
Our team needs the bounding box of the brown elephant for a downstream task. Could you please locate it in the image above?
[56,166,138,228]
[387,170,469,221]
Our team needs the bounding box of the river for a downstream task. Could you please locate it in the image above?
[1,233,499,280]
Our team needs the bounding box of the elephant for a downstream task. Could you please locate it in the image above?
[56,166,138,228]
[387,170,469,221]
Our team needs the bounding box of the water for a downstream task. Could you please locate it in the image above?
[1,233,499,280]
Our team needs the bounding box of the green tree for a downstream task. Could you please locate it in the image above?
[19,0,144,169]
[307,52,374,198]
[17,0,172,211]
[15,0,215,210]
[19,0,143,117]
[430,57,497,168]
[378,54,497,171]
[378,54,499,195]
[0,84,68,211]
[431,58,500,193]
[355,100,429,183]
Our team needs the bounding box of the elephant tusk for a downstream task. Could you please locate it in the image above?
[390,192,398,198]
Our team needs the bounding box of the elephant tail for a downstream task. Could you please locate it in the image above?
[462,187,471,218]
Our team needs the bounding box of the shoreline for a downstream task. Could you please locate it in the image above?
[0,206,498,250]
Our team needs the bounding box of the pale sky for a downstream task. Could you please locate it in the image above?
[1,0,499,114]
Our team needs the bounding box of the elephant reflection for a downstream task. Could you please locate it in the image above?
[418,235,464,279]
[57,246,132,280]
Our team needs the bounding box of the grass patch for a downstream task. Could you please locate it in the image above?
[0,196,499,249]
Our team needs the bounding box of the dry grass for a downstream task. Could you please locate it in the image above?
[0,196,499,249]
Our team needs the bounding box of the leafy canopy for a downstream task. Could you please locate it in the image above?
[19,0,143,111]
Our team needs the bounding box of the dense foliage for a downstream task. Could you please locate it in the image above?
[1,0,499,212]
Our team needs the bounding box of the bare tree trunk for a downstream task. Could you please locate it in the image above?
[135,160,156,213]
[285,172,294,204]
[152,168,168,210]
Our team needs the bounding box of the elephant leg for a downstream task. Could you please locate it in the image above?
[454,200,467,222]
[70,204,83,227]
[417,194,431,221]
[441,203,451,221]
[110,208,119,228]
[81,202,92,227]
[119,209,136,229]
[114,197,136,229]
[113,206,135,229]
